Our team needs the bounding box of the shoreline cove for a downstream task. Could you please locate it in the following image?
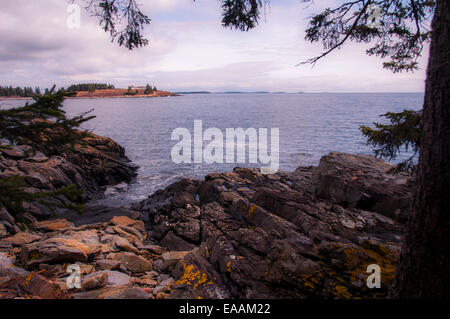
[0,124,412,298]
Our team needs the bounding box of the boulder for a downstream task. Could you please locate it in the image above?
[161,250,194,268]
[81,271,108,291]
[107,252,152,273]
[102,270,131,286]
[135,153,406,299]
[59,205,140,227]
[100,234,138,254]
[110,215,145,234]
[136,244,165,255]
[34,219,74,232]
[2,232,41,246]
[95,259,121,271]
[311,152,413,222]
[160,231,196,251]
[20,273,65,299]
[21,231,101,269]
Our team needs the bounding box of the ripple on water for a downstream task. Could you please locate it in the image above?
[61,93,423,207]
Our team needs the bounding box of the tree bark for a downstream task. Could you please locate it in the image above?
[389,0,450,298]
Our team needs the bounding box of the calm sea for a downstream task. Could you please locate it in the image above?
[1,93,423,206]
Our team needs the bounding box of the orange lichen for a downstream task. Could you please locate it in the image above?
[23,270,44,287]
[175,264,213,290]
[246,205,257,218]
[226,261,232,272]
[332,285,352,299]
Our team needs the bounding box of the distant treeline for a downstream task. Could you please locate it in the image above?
[0,83,117,97]
[67,83,115,92]
[0,86,42,97]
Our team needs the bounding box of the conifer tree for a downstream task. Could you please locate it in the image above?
[144,84,153,94]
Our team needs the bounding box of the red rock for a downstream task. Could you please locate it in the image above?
[20,273,65,299]
[3,232,41,246]
[34,219,74,232]
[81,272,108,291]
[107,252,152,273]
[110,216,145,234]
[21,232,101,269]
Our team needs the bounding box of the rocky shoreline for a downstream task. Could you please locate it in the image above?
[0,132,413,299]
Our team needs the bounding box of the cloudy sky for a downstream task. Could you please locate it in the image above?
[0,0,429,92]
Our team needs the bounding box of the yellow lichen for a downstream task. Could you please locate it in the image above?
[293,241,398,299]
[333,285,352,299]
[175,264,213,290]
[246,205,257,218]
[226,261,231,272]
[29,250,41,261]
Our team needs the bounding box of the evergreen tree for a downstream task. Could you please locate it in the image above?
[15,87,23,96]
[0,85,37,97]
[0,87,92,218]
[124,86,137,96]
[144,84,153,94]
[361,110,421,173]
[0,85,95,152]
[83,0,151,50]
[67,83,115,92]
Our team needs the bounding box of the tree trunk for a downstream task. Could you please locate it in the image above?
[389,0,450,298]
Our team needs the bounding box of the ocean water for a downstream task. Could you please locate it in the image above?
[1,93,424,206]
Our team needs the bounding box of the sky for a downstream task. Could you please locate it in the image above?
[0,0,430,92]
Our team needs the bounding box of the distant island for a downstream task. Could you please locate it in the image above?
[73,87,176,99]
[0,84,307,99]
[174,91,212,94]
[0,83,177,99]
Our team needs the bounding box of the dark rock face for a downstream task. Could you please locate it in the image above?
[133,178,201,250]
[59,205,140,227]
[134,153,411,299]
[0,133,137,196]
[311,152,413,222]
[0,132,137,231]
[65,134,138,194]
